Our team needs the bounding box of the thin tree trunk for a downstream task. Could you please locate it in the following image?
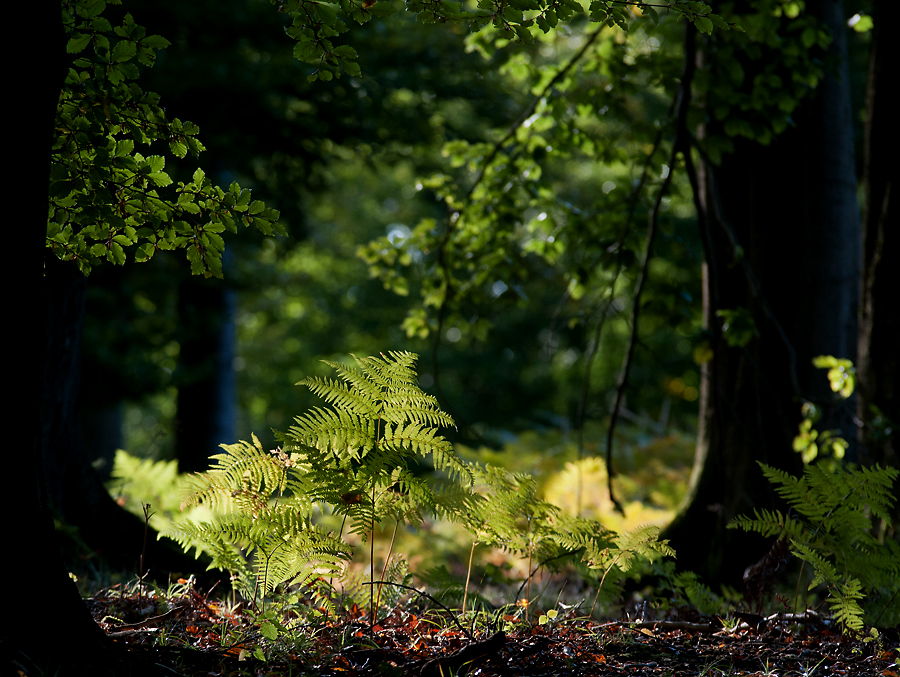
[175,274,237,473]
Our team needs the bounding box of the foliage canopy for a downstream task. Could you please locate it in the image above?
[50,0,282,278]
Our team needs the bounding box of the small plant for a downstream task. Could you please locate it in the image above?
[168,434,352,608]
[730,461,899,632]
[732,357,899,632]
[792,355,855,468]
[456,463,674,620]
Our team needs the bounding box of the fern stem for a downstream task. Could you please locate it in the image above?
[463,541,476,617]
[794,559,806,616]
[370,480,376,627]
[590,553,622,619]
[375,515,401,616]
[526,543,533,622]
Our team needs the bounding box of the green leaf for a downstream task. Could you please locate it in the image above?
[141,34,172,49]
[259,621,279,640]
[135,243,156,262]
[695,16,714,35]
[111,40,138,63]
[67,33,92,54]
[77,0,107,19]
[148,172,173,187]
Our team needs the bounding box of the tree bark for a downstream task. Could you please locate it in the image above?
[43,258,202,575]
[6,3,116,673]
[664,0,861,586]
[175,274,237,473]
[856,0,898,475]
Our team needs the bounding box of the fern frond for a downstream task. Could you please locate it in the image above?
[300,375,379,418]
[289,407,377,457]
[828,577,865,633]
[180,435,286,512]
[729,509,805,540]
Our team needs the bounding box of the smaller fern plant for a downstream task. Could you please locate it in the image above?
[459,463,674,621]
[167,434,351,608]
[729,461,900,632]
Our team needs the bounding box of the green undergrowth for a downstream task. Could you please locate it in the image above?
[104,352,899,642]
[730,356,900,632]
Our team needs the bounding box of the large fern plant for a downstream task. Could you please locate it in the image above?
[730,461,899,631]
[168,351,472,610]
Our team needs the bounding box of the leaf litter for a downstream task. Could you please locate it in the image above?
[86,578,899,676]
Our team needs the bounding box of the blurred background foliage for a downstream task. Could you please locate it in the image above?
[84,0,871,535]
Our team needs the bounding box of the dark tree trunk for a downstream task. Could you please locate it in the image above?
[8,3,210,669]
[664,0,861,586]
[43,258,201,575]
[857,0,899,476]
[175,274,237,473]
[6,3,115,673]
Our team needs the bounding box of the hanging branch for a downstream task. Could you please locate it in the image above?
[572,120,670,514]
[604,26,698,515]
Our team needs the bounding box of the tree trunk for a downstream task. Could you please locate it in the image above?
[857,0,898,476]
[664,0,861,586]
[7,3,116,673]
[175,274,237,473]
[43,258,202,575]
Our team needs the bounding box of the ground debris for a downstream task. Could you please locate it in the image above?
[87,584,900,676]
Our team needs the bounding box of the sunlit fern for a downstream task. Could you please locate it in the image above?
[168,352,471,612]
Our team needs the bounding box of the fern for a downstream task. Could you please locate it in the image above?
[730,461,899,632]
[280,352,471,532]
[167,352,471,614]
[167,435,351,603]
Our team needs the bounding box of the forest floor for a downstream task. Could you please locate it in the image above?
[87,581,899,677]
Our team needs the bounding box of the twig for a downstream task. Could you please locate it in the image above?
[417,630,506,676]
[361,581,473,639]
[106,605,186,632]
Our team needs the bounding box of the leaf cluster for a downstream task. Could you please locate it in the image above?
[694,0,832,160]
[278,0,739,83]
[50,0,283,277]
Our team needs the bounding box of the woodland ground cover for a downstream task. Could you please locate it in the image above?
[83,579,898,677]
[76,353,900,677]
[18,0,898,674]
